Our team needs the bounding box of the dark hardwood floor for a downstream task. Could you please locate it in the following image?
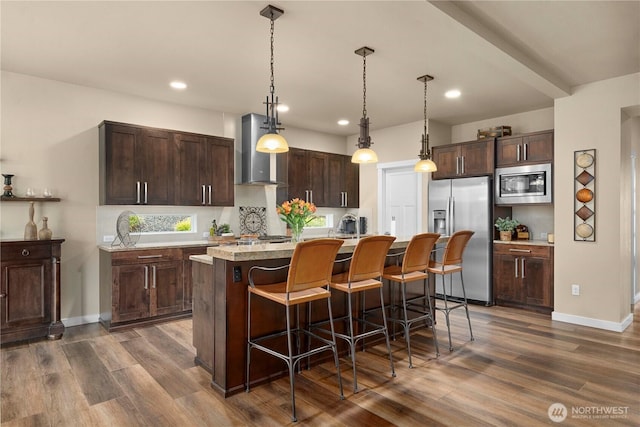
[2,304,638,426]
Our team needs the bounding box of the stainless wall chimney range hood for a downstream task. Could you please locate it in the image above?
[241,113,287,185]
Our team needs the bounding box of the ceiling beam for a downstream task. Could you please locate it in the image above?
[429,0,571,99]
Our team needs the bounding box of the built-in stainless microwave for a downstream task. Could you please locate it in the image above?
[495,163,552,205]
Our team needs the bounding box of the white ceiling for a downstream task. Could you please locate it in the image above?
[2,1,638,136]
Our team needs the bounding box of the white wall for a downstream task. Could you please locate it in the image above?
[553,73,640,330]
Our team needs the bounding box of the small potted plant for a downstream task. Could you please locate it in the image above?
[495,217,519,241]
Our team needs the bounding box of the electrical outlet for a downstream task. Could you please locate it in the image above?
[571,284,580,296]
[233,266,242,283]
[103,235,115,242]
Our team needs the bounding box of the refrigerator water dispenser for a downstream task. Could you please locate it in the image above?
[433,210,447,235]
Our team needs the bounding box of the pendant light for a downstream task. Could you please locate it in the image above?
[256,5,289,153]
[351,47,378,164]
[414,74,437,172]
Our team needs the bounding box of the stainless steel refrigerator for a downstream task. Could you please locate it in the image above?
[428,176,492,304]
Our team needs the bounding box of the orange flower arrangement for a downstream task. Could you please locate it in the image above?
[276,198,317,241]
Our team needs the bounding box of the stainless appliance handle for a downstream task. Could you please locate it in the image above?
[514,257,519,278]
[144,182,148,204]
[517,145,521,162]
[445,196,451,236]
[208,185,212,205]
[521,258,526,278]
[450,196,455,234]
[524,143,528,161]
[136,181,141,204]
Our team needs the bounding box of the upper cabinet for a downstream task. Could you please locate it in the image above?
[99,121,234,206]
[175,134,234,206]
[280,148,359,208]
[328,154,359,208]
[495,130,554,167]
[99,122,175,205]
[286,148,329,207]
[431,138,495,180]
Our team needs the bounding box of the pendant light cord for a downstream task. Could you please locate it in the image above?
[269,16,275,95]
[362,54,367,118]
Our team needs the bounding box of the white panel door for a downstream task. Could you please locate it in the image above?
[378,161,421,238]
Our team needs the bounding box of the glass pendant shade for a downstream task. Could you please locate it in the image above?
[414,158,437,172]
[256,132,288,153]
[351,147,379,164]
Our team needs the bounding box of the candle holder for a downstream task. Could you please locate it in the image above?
[2,174,15,197]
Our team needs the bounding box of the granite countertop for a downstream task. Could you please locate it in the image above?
[97,240,213,252]
[493,239,553,247]
[205,235,449,262]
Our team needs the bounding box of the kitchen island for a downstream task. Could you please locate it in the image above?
[191,235,446,396]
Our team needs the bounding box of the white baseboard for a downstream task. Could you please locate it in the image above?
[552,311,633,332]
[62,314,100,327]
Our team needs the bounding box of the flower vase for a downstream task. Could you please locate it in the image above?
[39,217,52,240]
[290,224,304,243]
[24,202,37,240]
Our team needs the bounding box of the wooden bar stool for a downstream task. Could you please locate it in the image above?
[246,238,345,422]
[382,233,441,368]
[427,230,475,351]
[313,235,396,393]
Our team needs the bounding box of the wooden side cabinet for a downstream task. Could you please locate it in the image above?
[496,130,554,167]
[493,243,554,313]
[100,246,198,331]
[0,239,65,344]
[328,153,359,208]
[285,148,329,206]
[432,138,495,180]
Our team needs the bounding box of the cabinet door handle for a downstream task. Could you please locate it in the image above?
[136,181,141,204]
[137,254,163,259]
[201,185,206,205]
[144,266,149,290]
[21,249,30,257]
[521,258,526,278]
[456,156,460,175]
[309,190,313,204]
[514,257,519,278]
[516,145,521,162]
[152,265,157,288]
[0,293,6,298]
[144,182,148,204]
[523,143,528,161]
[208,185,212,205]
[344,192,348,207]
[461,156,465,174]
[509,248,531,253]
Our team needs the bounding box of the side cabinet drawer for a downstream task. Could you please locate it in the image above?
[1,244,51,261]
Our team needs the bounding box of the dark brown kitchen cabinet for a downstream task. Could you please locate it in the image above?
[493,243,554,313]
[175,134,234,206]
[0,239,65,344]
[431,139,494,180]
[496,130,554,167]
[328,154,359,208]
[286,148,329,206]
[99,121,175,205]
[100,247,191,331]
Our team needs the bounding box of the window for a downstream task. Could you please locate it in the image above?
[130,213,196,234]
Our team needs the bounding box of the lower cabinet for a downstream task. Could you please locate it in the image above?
[493,243,554,312]
[0,239,66,344]
[100,245,206,330]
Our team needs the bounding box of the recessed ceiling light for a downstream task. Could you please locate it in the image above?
[337,119,349,126]
[445,89,461,99]
[170,81,187,90]
[276,104,289,112]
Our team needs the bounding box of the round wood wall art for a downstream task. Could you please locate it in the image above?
[574,149,596,242]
